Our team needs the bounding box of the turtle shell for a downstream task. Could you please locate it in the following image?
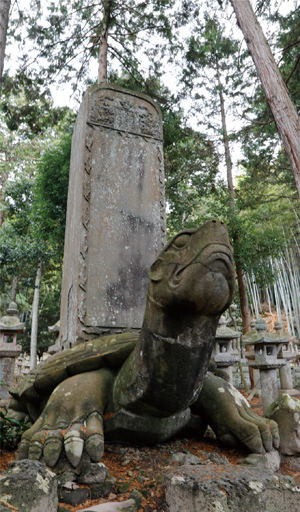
[10,332,138,405]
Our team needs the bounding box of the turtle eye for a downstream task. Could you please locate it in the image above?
[173,233,191,248]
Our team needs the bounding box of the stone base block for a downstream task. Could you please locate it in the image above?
[165,464,300,512]
[279,389,300,397]
[0,459,58,512]
[240,450,281,472]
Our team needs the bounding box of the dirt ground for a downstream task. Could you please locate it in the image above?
[1,393,300,512]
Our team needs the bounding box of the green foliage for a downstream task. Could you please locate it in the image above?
[19,270,62,357]
[32,124,73,256]
[0,406,30,451]
[3,177,33,235]
[7,0,191,94]
[1,73,70,137]
[0,78,74,354]
[165,126,219,235]
[181,13,250,139]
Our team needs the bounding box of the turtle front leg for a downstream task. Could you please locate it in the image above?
[19,368,115,469]
[192,372,280,453]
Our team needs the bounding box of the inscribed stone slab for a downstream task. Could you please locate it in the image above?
[60,84,166,348]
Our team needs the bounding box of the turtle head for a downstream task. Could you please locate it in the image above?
[148,219,235,316]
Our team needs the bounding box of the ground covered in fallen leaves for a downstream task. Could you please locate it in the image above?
[1,394,300,511]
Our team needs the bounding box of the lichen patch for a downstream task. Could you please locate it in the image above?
[36,472,50,494]
[248,480,264,493]
[171,476,185,485]
[228,386,250,408]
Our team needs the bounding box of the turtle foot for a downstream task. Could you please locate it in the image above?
[194,372,280,453]
[19,369,113,469]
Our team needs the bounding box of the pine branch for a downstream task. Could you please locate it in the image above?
[285,53,300,84]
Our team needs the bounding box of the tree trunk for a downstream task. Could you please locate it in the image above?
[10,275,18,302]
[236,262,253,387]
[98,0,111,84]
[236,265,251,333]
[217,63,235,207]
[0,0,11,95]
[217,63,251,335]
[98,29,108,83]
[230,0,300,198]
[30,261,42,370]
[0,161,8,225]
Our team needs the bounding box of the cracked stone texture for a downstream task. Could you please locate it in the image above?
[0,459,58,512]
[266,394,300,455]
[165,463,300,512]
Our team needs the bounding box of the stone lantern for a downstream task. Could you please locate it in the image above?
[244,318,286,415]
[212,316,241,385]
[274,320,299,395]
[0,302,24,402]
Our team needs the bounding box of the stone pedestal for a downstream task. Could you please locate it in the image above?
[275,320,299,396]
[0,344,22,401]
[253,368,261,388]
[212,316,241,385]
[0,302,23,401]
[221,366,233,384]
[244,318,287,415]
[259,368,279,414]
[60,84,166,349]
[279,363,294,390]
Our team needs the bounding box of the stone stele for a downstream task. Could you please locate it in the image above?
[59,84,166,349]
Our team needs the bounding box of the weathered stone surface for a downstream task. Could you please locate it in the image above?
[79,499,137,511]
[165,464,300,512]
[266,394,300,455]
[0,302,23,400]
[90,477,117,499]
[60,84,166,348]
[0,459,58,512]
[202,451,230,465]
[240,450,281,471]
[104,407,192,445]
[169,452,206,465]
[0,351,21,400]
[78,462,109,484]
[59,485,91,506]
[169,451,230,466]
[129,489,143,509]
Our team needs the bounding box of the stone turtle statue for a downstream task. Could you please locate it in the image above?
[7,220,279,474]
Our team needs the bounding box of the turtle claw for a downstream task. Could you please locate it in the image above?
[44,431,64,467]
[270,421,280,449]
[86,433,104,462]
[240,430,264,454]
[28,442,43,460]
[85,412,104,462]
[19,439,30,459]
[28,432,45,461]
[64,424,84,467]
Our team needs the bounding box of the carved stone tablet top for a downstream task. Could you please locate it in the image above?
[88,87,162,140]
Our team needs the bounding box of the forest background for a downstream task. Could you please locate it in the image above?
[1,0,300,361]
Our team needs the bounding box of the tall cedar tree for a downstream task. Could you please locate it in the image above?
[183,16,252,332]
[8,0,195,92]
[0,0,11,94]
[229,0,300,198]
